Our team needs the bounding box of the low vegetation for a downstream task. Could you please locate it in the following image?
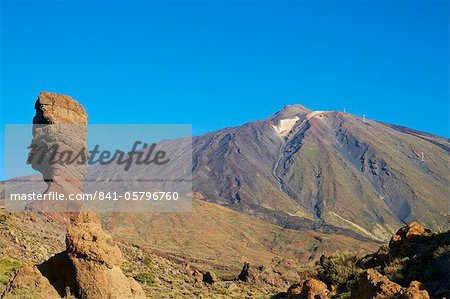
[134,272,156,284]
[0,257,21,294]
[314,230,450,298]
[316,252,362,293]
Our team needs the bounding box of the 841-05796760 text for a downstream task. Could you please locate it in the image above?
[9,191,180,201]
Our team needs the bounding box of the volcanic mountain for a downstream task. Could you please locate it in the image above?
[86,104,448,279]
[185,105,449,241]
[92,104,449,244]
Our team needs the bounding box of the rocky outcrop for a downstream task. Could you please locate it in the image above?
[237,262,251,282]
[29,91,88,188]
[236,262,288,288]
[4,92,145,299]
[66,212,145,299]
[360,222,448,297]
[352,269,430,299]
[389,221,429,248]
[5,204,146,299]
[399,281,430,299]
[3,266,61,299]
[179,263,203,283]
[352,268,402,299]
[66,212,122,268]
[32,91,88,125]
[277,222,442,299]
[202,271,217,284]
[26,91,89,218]
[286,278,329,299]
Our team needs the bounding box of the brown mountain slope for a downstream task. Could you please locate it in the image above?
[101,199,377,278]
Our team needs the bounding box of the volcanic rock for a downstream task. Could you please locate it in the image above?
[3,266,60,299]
[180,263,203,283]
[202,271,217,284]
[5,92,145,299]
[193,269,203,283]
[26,91,89,218]
[66,211,145,298]
[389,222,429,249]
[399,281,430,299]
[36,251,77,296]
[352,269,431,299]
[353,268,402,298]
[66,212,122,268]
[237,262,251,282]
[358,222,448,298]
[236,262,287,287]
[287,278,329,299]
[33,91,88,125]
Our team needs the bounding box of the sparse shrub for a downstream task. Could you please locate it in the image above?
[333,292,352,299]
[316,252,363,293]
[134,272,156,284]
[215,287,230,295]
[383,257,408,281]
[0,257,21,293]
[0,214,7,224]
[142,256,153,267]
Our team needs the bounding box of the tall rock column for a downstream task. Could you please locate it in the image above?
[26,91,88,220]
[12,91,146,298]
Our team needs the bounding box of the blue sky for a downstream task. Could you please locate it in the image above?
[0,0,449,179]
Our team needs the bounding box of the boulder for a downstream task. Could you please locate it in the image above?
[193,269,203,283]
[237,262,251,282]
[227,282,239,291]
[399,281,430,299]
[389,222,428,248]
[287,278,329,299]
[202,271,217,284]
[3,266,60,299]
[180,263,204,284]
[352,269,430,299]
[287,283,303,297]
[236,262,287,287]
[352,269,402,299]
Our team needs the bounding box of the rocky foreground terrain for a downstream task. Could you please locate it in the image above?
[0,206,448,298]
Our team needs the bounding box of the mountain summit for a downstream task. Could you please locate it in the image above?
[267,104,311,121]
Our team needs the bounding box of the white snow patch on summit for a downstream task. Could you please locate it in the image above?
[272,117,300,137]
